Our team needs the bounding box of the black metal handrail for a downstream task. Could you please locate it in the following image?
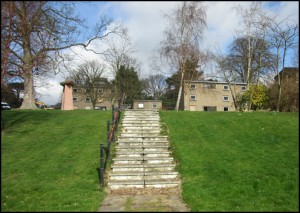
[99,93,125,187]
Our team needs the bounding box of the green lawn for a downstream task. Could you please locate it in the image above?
[160,111,299,212]
[1,110,299,212]
[1,110,112,212]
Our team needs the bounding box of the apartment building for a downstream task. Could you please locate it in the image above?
[183,80,247,111]
[72,79,112,110]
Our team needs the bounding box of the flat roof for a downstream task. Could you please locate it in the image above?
[185,80,247,85]
[133,100,162,102]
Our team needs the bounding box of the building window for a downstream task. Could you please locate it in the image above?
[203,83,216,89]
[224,107,229,111]
[73,88,78,93]
[204,106,217,111]
[152,104,157,108]
[73,97,78,101]
[190,84,196,89]
[190,95,196,101]
[223,96,229,102]
[223,85,229,90]
[138,103,144,109]
[241,86,246,91]
[85,98,91,102]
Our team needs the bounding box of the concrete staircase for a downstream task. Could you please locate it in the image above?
[107,109,180,190]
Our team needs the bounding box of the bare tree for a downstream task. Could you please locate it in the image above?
[269,20,299,111]
[69,60,110,109]
[1,1,15,88]
[1,1,124,109]
[141,74,167,100]
[234,2,276,110]
[160,1,207,111]
[103,33,137,78]
[213,46,241,110]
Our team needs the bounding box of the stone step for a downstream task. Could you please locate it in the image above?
[118,134,169,140]
[145,179,180,188]
[111,163,176,172]
[108,179,180,189]
[120,133,165,137]
[113,157,174,164]
[121,131,161,135]
[109,171,178,181]
[122,126,161,129]
[123,117,159,119]
[121,127,161,131]
[116,142,169,147]
[123,115,159,118]
[116,146,170,152]
[116,151,171,158]
[124,112,159,114]
[108,180,144,189]
[122,124,161,127]
[108,109,180,190]
[121,119,160,124]
[116,138,169,143]
[122,119,160,122]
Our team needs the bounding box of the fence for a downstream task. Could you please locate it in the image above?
[99,94,124,187]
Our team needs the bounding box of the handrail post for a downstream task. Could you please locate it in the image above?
[107,120,110,138]
[112,105,115,123]
[107,138,111,162]
[115,112,119,133]
[106,120,111,161]
[100,144,104,187]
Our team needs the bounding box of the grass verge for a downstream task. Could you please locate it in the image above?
[1,109,113,211]
[160,111,299,212]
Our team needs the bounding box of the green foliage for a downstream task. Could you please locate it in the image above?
[237,84,269,111]
[113,65,142,105]
[160,111,299,211]
[161,59,203,109]
[1,83,23,108]
[1,110,114,211]
[235,93,250,111]
[268,78,299,112]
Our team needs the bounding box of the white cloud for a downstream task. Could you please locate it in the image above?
[35,73,65,106]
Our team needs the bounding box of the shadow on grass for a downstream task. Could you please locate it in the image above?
[1,110,56,133]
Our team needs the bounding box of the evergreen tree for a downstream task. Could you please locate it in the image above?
[113,65,142,106]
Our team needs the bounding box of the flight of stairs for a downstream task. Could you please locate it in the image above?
[107,109,180,190]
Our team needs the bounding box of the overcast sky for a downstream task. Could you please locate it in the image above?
[37,1,299,105]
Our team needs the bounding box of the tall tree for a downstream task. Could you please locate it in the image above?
[225,37,274,83]
[103,33,137,78]
[1,1,123,109]
[160,1,207,111]
[162,58,204,109]
[141,74,167,100]
[69,60,110,110]
[113,65,142,105]
[234,2,275,109]
[269,21,299,111]
[1,1,15,88]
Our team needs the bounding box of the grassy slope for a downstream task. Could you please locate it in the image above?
[1,110,111,212]
[160,111,299,212]
[2,110,298,211]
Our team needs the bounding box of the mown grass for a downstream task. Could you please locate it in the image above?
[1,109,113,212]
[2,110,298,212]
[160,111,299,212]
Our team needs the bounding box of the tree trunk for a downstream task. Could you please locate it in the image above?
[175,71,185,111]
[20,71,38,109]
